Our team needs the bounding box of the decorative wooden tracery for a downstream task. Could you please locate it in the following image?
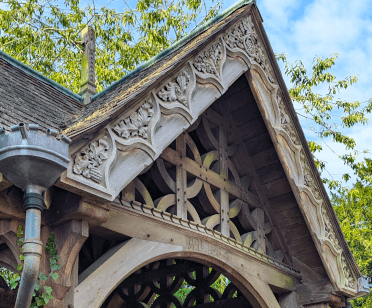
[122,101,284,263]
[102,259,252,308]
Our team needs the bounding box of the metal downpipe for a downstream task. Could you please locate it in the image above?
[15,187,45,308]
[345,298,352,308]
[0,123,70,306]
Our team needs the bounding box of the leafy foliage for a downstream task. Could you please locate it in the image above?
[277,53,372,191]
[333,182,372,307]
[0,227,60,307]
[173,272,233,306]
[0,0,221,93]
[279,54,372,306]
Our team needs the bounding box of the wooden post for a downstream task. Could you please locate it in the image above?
[176,133,187,219]
[79,25,96,104]
[219,126,230,237]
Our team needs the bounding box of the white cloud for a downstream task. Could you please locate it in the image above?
[253,0,372,188]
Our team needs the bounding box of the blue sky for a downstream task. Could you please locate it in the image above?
[251,0,372,187]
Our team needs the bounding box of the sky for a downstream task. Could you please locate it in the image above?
[245,0,372,188]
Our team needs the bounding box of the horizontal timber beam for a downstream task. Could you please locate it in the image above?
[160,147,260,206]
[192,297,250,308]
[99,200,299,292]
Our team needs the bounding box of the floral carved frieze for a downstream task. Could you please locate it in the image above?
[112,100,155,139]
[321,203,341,251]
[223,15,275,83]
[158,69,191,106]
[342,253,356,288]
[277,92,301,146]
[300,150,321,200]
[73,137,109,184]
[193,42,224,78]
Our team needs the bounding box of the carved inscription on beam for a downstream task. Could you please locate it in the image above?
[160,147,260,206]
[188,237,229,262]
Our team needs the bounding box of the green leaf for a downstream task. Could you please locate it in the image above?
[34,283,41,292]
[50,272,59,281]
[50,264,61,271]
[39,272,48,281]
[44,286,53,295]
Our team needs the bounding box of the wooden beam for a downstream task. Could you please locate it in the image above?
[192,296,251,308]
[0,173,11,193]
[160,148,260,206]
[219,125,230,236]
[176,133,188,219]
[100,201,300,292]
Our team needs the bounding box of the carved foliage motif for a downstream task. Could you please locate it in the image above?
[73,137,109,183]
[112,100,154,139]
[300,150,321,200]
[321,203,341,250]
[341,254,356,288]
[193,42,223,77]
[223,16,275,83]
[277,92,300,145]
[157,70,191,106]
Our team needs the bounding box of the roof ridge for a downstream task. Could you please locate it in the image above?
[91,0,255,102]
[0,49,83,103]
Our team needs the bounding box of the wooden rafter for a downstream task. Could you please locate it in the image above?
[217,99,293,265]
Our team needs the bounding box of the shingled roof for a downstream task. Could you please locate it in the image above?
[0,50,83,132]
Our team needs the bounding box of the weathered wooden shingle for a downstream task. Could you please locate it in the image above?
[0,57,83,132]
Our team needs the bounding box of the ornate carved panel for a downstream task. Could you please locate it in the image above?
[73,137,110,184]
[112,101,155,140]
[248,70,357,292]
[223,15,275,83]
[155,64,196,123]
[110,95,160,159]
[192,38,226,92]
[158,70,190,106]
[103,259,253,308]
[124,106,285,263]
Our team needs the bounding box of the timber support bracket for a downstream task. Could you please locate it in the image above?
[40,219,88,307]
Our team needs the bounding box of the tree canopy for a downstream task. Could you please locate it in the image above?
[0,0,221,92]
